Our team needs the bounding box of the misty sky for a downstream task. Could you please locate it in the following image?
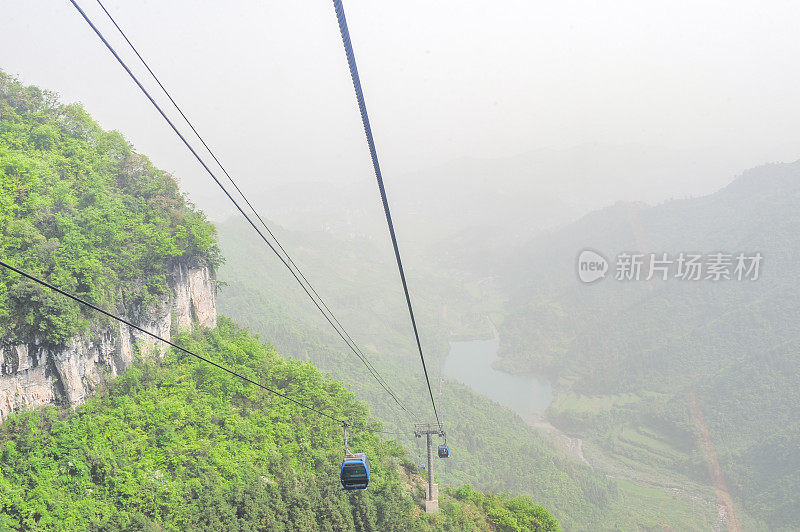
[3,0,800,221]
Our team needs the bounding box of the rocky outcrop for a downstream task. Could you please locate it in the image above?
[0,263,217,423]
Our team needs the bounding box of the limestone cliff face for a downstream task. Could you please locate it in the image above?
[0,262,217,423]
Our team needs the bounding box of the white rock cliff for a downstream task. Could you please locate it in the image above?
[0,262,217,423]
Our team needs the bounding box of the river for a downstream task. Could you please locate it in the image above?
[443,333,553,425]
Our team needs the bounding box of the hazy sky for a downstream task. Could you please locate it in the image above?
[3,0,800,220]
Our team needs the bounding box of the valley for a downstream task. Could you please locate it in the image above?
[214,213,736,529]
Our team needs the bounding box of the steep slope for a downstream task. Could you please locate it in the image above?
[497,161,800,528]
[0,71,220,419]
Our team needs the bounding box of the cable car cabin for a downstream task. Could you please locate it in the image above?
[340,453,370,490]
[438,444,450,458]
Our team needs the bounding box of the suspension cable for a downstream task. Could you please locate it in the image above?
[92,0,415,426]
[0,259,348,424]
[330,0,441,428]
[68,0,418,424]
[93,0,399,415]
[0,258,401,435]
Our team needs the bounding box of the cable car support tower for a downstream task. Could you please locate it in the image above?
[414,423,446,513]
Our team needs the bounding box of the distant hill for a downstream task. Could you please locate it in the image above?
[496,160,800,528]
[239,144,741,252]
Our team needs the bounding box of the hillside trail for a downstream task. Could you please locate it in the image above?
[531,417,727,526]
[686,389,741,532]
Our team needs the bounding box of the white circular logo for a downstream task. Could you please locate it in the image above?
[577,249,608,284]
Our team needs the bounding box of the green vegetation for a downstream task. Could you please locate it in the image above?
[442,485,560,531]
[0,319,558,531]
[0,71,220,345]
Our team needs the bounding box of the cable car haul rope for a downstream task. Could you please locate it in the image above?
[330,0,443,430]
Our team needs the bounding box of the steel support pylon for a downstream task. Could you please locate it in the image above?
[414,423,445,513]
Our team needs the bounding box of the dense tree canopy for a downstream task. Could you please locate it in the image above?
[0,319,559,531]
[0,71,220,345]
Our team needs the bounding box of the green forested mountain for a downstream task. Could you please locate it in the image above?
[0,73,559,530]
[495,161,800,529]
[0,319,558,531]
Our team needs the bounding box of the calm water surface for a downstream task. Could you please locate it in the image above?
[443,335,552,424]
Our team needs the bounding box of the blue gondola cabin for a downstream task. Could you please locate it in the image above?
[340,452,370,490]
[438,444,449,458]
